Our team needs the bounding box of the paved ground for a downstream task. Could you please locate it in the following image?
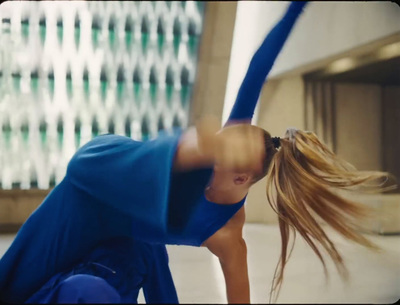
[1,223,399,303]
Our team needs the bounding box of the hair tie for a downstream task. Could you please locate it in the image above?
[272,137,281,149]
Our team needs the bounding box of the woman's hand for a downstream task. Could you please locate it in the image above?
[174,115,265,173]
[197,116,265,173]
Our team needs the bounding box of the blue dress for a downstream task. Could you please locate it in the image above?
[0,2,307,303]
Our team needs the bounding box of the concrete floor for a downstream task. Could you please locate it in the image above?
[1,224,399,303]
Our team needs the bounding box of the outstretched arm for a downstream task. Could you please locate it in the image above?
[203,207,249,304]
[226,1,308,124]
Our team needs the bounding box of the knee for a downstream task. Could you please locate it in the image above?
[52,274,121,303]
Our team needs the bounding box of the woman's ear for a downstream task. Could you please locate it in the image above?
[233,174,250,185]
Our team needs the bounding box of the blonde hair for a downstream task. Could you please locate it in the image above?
[261,128,396,303]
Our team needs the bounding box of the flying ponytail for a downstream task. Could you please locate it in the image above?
[264,128,396,302]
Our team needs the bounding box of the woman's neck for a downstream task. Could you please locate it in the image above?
[204,185,247,205]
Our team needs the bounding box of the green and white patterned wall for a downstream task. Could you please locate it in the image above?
[0,1,205,190]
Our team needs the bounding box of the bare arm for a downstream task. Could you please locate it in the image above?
[203,207,250,303]
[173,117,264,173]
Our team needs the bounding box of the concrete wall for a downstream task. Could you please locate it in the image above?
[245,79,400,227]
[334,83,383,171]
[227,1,400,225]
[383,86,400,181]
[245,76,305,223]
[222,1,264,124]
[258,1,400,77]
[223,1,400,122]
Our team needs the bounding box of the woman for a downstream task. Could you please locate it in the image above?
[0,2,393,303]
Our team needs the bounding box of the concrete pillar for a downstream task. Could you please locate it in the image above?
[189,2,237,125]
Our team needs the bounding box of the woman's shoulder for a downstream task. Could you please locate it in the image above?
[201,206,246,249]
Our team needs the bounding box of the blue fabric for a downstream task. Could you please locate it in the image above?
[167,168,245,246]
[0,2,308,303]
[28,275,121,303]
[227,1,308,123]
[142,243,179,304]
[0,133,236,303]
[26,237,178,304]
[0,133,183,303]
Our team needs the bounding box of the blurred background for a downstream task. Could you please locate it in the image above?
[0,0,204,227]
[0,1,399,303]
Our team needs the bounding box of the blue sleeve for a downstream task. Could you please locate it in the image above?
[226,1,308,123]
[66,133,182,241]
